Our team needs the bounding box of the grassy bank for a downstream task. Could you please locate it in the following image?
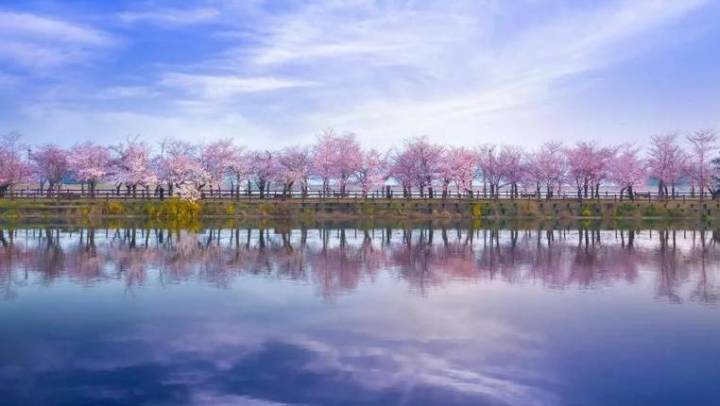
[2,197,720,223]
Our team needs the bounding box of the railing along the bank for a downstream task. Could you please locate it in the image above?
[0,188,715,202]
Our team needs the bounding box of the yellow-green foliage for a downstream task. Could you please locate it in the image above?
[145,198,201,221]
[105,201,125,215]
[471,202,493,217]
[580,203,598,217]
[225,204,236,216]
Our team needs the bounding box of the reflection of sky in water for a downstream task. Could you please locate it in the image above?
[1,226,719,405]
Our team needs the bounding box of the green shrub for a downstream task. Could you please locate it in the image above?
[615,203,638,217]
[644,205,658,217]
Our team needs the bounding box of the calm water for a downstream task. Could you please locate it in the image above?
[1,224,719,405]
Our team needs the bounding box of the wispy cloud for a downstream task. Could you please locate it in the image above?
[1,0,717,147]
[0,11,117,70]
[255,0,711,146]
[118,7,220,26]
[159,72,318,98]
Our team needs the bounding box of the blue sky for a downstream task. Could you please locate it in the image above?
[1,0,719,149]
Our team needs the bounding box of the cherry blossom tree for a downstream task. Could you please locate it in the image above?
[565,142,616,199]
[249,150,277,198]
[201,139,238,197]
[499,146,525,198]
[30,144,69,197]
[526,142,566,198]
[647,134,688,198]
[403,137,444,198]
[609,146,646,200]
[6,128,720,202]
[333,133,362,197]
[312,129,362,197]
[437,147,477,197]
[112,138,157,198]
[388,147,416,198]
[278,146,313,197]
[225,147,249,198]
[355,148,386,197]
[312,129,337,197]
[437,150,455,198]
[155,140,207,200]
[477,145,504,198]
[477,145,526,198]
[0,132,31,197]
[686,129,717,199]
[68,142,111,197]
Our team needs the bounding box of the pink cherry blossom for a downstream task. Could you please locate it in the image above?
[526,142,566,198]
[155,140,208,200]
[686,129,717,198]
[311,129,362,197]
[647,134,688,198]
[437,147,477,197]
[68,142,111,197]
[201,139,240,195]
[565,142,616,199]
[111,138,157,197]
[249,150,278,198]
[355,148,386,197]
[29,144,69,197]
[477,145,526,198]
[0,132,31,197]
[609,146,646,200]
[277,146,313,197]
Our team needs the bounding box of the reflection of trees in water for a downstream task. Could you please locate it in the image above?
[0,225,718,304]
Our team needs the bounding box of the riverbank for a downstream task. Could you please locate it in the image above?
[1,197,720,223]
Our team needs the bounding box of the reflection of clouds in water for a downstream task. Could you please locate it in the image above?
[1,302,553,404]
[2,226,719,404]
[138,285,553,404]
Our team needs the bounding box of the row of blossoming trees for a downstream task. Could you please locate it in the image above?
[0,129,718,201]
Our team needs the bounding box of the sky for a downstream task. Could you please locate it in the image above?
[1,0,719,150]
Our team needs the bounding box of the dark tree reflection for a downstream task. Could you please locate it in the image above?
[0,224,718,305]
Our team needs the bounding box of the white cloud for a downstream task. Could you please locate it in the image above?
[0,11,113,45]
[118,7,220,25]
[10,104,274,147]
[2,0,714,148]
[90,86,160,100]
[253,0,710,147]
[0,11,117,69]
[159,72,318,98]
[242,2,484,69]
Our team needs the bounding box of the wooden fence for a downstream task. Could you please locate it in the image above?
[0,187,715,202]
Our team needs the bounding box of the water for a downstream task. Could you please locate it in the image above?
[0,224,718,405]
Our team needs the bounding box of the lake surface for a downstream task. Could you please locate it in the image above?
[1,224,719,405]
